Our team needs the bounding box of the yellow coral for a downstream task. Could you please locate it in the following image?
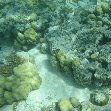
[95,5,103,15]
[72,57,81,67]
[58,99,73,111]
[24,28,38,43]
[101,2,109,11]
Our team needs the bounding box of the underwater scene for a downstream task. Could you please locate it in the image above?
[1,0,111,111]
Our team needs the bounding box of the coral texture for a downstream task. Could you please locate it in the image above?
[0,53,42,107]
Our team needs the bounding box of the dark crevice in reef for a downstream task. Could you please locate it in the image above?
[91,73,96,88]
[101,60,108,69]
[98,34,111,45]
[88,68,96,75]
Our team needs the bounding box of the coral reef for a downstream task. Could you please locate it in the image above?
[40,90,111,111]
[90,91,109,106]
[81,102,95,111]
[41,97,96,111]
[58,99,73,111]
[39,42,48,54]
[0,53,42,107]
[1,0,111,109]
[0,0,43,50]
[0,53,25,77]
[15,26,40,50]
[69,97,80,108]
[44,0,111,87]
[12,62,41,101]
[57,97,81,111]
